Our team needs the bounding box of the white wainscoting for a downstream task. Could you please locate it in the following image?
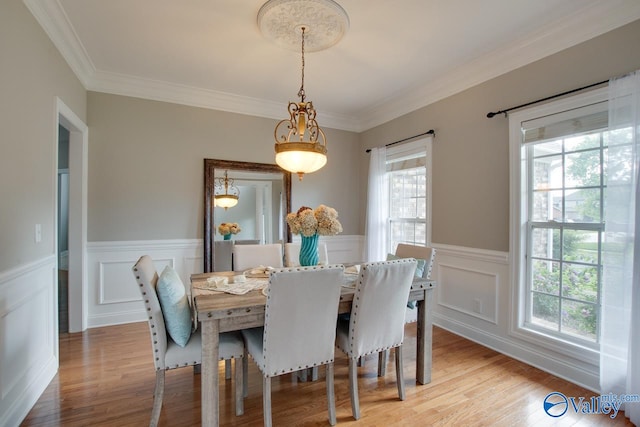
[431,243,600,392]
[0,255,58,427]
[86,239,203,328]
[86,235,364,329]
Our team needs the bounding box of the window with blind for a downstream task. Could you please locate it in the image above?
[386,139,431,252]
[510,89,608,351]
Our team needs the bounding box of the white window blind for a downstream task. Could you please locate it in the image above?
[522,101,608,145]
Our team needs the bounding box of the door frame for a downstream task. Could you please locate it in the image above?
[56,97,88,332]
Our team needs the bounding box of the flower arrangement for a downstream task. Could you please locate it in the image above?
[286,205,343,237]
[218,222,241,236]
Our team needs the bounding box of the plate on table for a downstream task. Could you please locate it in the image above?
[244,266,274,278]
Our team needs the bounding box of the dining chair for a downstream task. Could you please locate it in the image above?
[242,265,344,426]
[232,243,283,271]
[284,242,329,266]
[376,244,437,377]
[394,243,437,324]
[132,255,247,426]
[335,258,417,420]
[214,240,234,272]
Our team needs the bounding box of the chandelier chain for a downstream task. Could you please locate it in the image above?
[298,27,306,102]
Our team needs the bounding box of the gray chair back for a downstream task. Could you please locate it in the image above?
[262,265,343,376]
[232,243,283,271]
[395,243,436,279]
[341,259,417,358]
[132,255,168,371]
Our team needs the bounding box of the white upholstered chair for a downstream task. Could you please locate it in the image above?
[395,243,436,324]
[132,255,246,426]
[376,244,437,377]
[232,243,283,271]
[213,240,234,272]
[242,265,344,426]
[335,259,417,420]
[284,242,329,266]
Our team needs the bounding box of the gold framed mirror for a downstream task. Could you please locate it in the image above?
[204,159,292,272]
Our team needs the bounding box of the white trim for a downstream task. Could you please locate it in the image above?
[432,242,509,264]
[507,88,608,369]
[436,262,499,324]
[430,243,601,391]
[0,254,56,286]
[56,97,89,333]
[25,1,640,132]
[86,236,364,327]
[0,256,58,427]
[88,239,202,253]
[434,315,600,393]
[23,0,95,88]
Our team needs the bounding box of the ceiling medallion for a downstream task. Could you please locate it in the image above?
[257,0,350,52]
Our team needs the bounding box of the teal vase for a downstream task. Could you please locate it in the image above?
[223,234,231,240]
[299,233,319,266]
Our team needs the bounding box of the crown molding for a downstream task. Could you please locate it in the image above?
[88,69,362,131]
[23,0,95,88]
[357,0,640,130]
[25,0,640,133]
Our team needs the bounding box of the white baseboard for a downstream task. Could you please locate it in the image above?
[430,242,600,392]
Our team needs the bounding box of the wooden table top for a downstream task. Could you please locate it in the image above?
[191,271,435,316]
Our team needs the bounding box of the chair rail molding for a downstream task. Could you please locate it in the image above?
[86,236,364,328]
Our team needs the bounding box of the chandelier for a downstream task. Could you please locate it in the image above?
[258,0,349,181]
[214,170,239,210]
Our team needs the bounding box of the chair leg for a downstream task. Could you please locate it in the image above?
[225,359,232,380]
[243,349,249,398]
[378,350,389,377]
[349,358,361,420]
[234,358,244,416]
[395,345,406,401]
[193,364,201,375]
[150,370,165,427]
[326,363,337,426]
[263,376,272,427]
[311,366,319,381]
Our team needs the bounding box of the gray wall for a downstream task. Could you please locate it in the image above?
[360,19,640,252]
[0,0,86,271]
[86,92,361,242]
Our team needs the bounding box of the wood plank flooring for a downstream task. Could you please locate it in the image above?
[21,323,634,426]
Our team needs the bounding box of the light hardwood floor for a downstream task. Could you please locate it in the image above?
[21,323,634,426]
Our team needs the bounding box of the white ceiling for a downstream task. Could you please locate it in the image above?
[25,0,640,132]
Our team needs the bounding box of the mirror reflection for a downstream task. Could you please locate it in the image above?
[214,170,283,244]
[204,159,291,272]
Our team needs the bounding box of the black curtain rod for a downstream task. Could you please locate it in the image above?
[365,129,435,153]
[486,80,609,118]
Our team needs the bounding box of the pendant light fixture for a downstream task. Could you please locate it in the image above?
[258,0,349,180]
[273,26,327,181]
[214,170,239,210]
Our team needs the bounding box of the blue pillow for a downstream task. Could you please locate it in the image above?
[387,253,425,309]
[156,265,192,347]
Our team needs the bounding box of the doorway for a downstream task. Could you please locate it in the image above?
[56,98,88,333]
[58,124,70,333]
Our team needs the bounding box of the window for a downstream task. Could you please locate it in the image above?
[386,139,431,252]
[510,89,608,352]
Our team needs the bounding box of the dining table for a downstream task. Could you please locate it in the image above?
[191,268,436,427]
